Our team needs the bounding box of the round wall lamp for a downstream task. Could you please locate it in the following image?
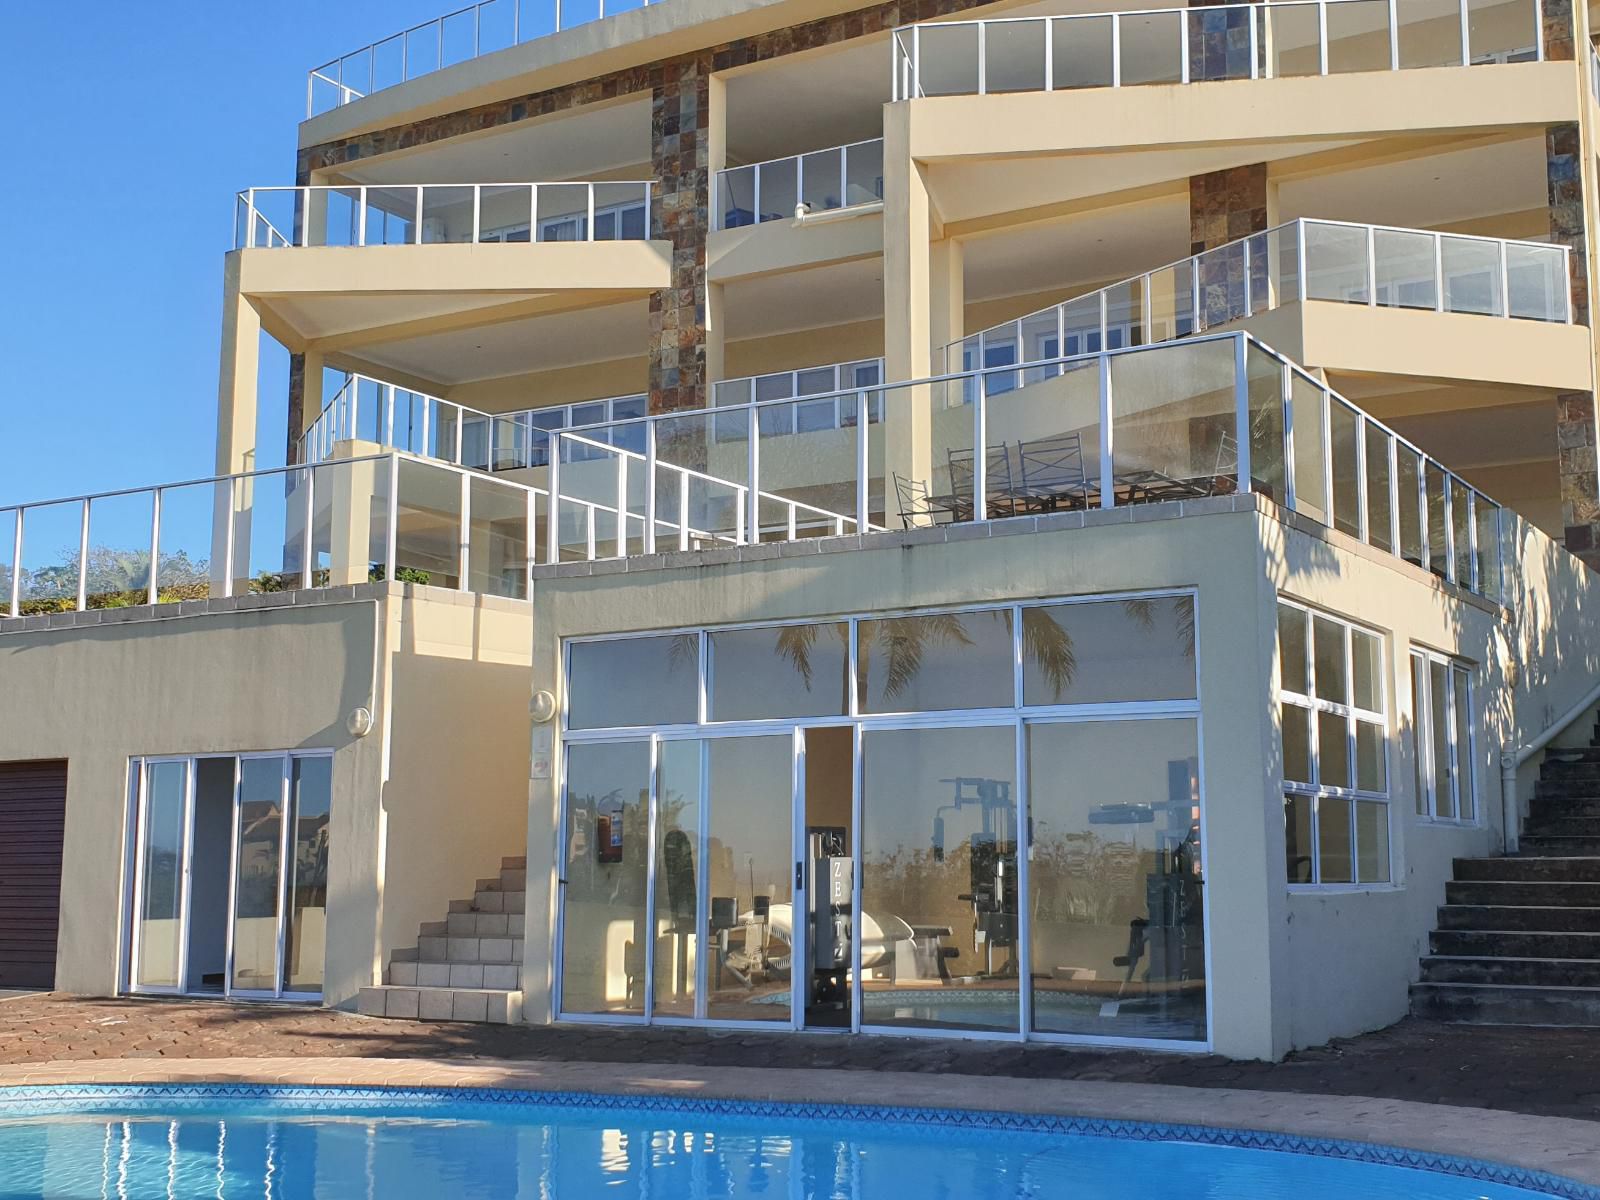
[530,690,558,724]
[346,706,375,738]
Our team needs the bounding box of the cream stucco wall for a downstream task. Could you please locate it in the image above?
[0,585,534,1009]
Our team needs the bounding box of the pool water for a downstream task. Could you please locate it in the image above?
[0,1086,1588,1200]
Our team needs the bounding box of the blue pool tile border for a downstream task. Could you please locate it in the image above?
[1,1082,1594,1199]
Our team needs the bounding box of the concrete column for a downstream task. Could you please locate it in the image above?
[647,57,713,414]
[287,353,306,465]
[705,280,726,387]
[216,254,261,478]
[929,237,965,372]
[882,104,937,517]
[326,452,383,586]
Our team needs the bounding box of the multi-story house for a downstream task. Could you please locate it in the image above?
[5,0,1600,1061]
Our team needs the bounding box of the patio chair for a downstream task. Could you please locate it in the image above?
[947,443,1018,519]
[893,472,951,529]
[1016,432,1092,511]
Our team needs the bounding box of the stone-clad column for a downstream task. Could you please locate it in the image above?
[1559,392,1600,568]
[1190,164,1269,329]
[648,57,713,415]
[1547,123,1589,328]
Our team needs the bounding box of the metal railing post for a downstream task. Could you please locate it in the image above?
[1434,232,1445,312]
[1234,334,1252,498]
[1458,0,1469,67]
[148,489,162,606]
[246,189,257,249]
[1388,0,1400,70]
[8,509,21,618]
[978,21,988,94]
[747,410,761,543]
[1045,19,1055,89]
[1498,240,1510,318]
[1318,0,1329,74]
[587,184,596,241]
[1282,363,1297,510]
[358,186,368,247]
[546,441,562,564]
[473,185,482,244]
[856,390,871,533]
[913,25,921,97]
[1366,224,1377,306]
[415,185,425,244]
[301,468,316,590]
[615,454,629,559]
[385,457,400,580]
[1248,4,1259,79]
[460,472,472,587]
[644,420,658,554]
[1098,353,1115,507]
[1111,13,1122,85]
[75,500,89,612]
[222,477,237,599]
[1180,12,1190,83]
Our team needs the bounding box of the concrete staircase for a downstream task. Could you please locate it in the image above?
[357,856,526,1023]
[1411,722,1600,1026]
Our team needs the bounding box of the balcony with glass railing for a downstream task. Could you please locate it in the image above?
[298,374,647,472]
[891,0,1542,101]
[235,182,653,250]
[542,331,1506,596]
[714,140,886,231]
[942,219,1570,383]
[307,0,666,116]
[0,335,1519,614]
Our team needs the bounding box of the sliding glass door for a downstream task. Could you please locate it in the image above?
[126,752,333,1001]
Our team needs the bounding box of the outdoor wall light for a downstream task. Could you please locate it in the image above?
[530,690,558,724]
[346,706,374,738]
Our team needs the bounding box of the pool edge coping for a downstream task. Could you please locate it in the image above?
[2,1058,1596,1192]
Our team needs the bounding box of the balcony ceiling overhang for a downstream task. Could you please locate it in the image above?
[235,240,670,349]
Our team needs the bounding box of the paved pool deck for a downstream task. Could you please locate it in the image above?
[2,994,1598,1185]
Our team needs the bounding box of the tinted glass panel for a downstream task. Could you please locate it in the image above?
[1021,598,1196,705]
[708,624,849,720]
[858,609,1013,713]
[568,635,699,729]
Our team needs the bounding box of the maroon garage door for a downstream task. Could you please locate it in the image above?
[0,760,67,990]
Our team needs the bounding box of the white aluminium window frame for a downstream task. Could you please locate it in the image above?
[553,589,1212,1053]
[1410,648,1478,826]
[1279,598,1393,891]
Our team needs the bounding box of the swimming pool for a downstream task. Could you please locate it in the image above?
[0,1085,1591,1199]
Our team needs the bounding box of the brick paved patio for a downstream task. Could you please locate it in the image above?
[2,993,1596,1122]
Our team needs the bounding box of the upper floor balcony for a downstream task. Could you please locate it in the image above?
[307,0,664,117]
[235,181,651,250]
[890,0,1544,102]
[714,140,885,232]
[946,218,1583,393]
[1,333,1512,622]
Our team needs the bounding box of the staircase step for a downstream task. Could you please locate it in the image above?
[446,911,513,938]
[1445,880,1600,907]
[1435,904,1600,932]
[476,877,502,893]
[357,985,523,1024]
[388,961,521,989]
[1524,813,1600,835]
[1410,981,1600,1027]
[1430,929,1600,959]
[502,855,527,870]
[1452,856,1600,882]
[500,868,527,890]
[419,920,448,937]
[472,889,525,914]
[1520,836,1600,856]
[1533,781,1600,803]
[1544,748,1600,764]
[1419,955,1600,987]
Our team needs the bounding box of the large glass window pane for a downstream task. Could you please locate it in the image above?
[719,165,755,229]
[1396,0,1462,67]
[1505,242,1567,322]
[1021,597,1196,705]
[1329,401,1361,538]
[136,761,188,990]
[560,740,650,1015]
[1412,655,1430,815]
[1453,667,1474,820]
[1450,477,1473,586]
[917,22,980,96]
[1317,795,1354,884]
[1278,603,1309,694]
[1356,720,1387,793]
[1318,711,1351,790]
[706,736,794,1023]
[1356,801,1391,884]
[1351,628,1383,712]
[284,756,331,995]
[1285,793,1314,883]
[1430,659,1454,818]
[1303,222,1370,303]
[1476,498,1502,599]
[1028,719,1204,1041]
[1364,423,1393,553]
[861,726,1018,1033]
[1425,462,1449,579]
[858,608,1014,713]
[1373,227,1438,308]
[1312,616,1348,704]
[394,459,461,588]
[1052,14,1114,89]
[1442,236,1503,316]
[845,140,885,207]
[1265,2,1321,76]
[568,635,699,729]
[1397,445,1424,567]
[708,623,849,721]
[1290,372,1328,523]
[1282,703,1312,784]
[1109,339,1238,503]
[1325,0,1393,72]
[1118,10,1182,84]
[653,739,702,1020]
[1246,345,1287,505]
[232,757,285,994]
[468,478,529,599]
[985,18,1047,92]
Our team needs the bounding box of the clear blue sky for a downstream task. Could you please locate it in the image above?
[0,1,452,506]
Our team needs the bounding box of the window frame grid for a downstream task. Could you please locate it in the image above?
[1410,647,1479,826]
[1278,598,1393,891]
